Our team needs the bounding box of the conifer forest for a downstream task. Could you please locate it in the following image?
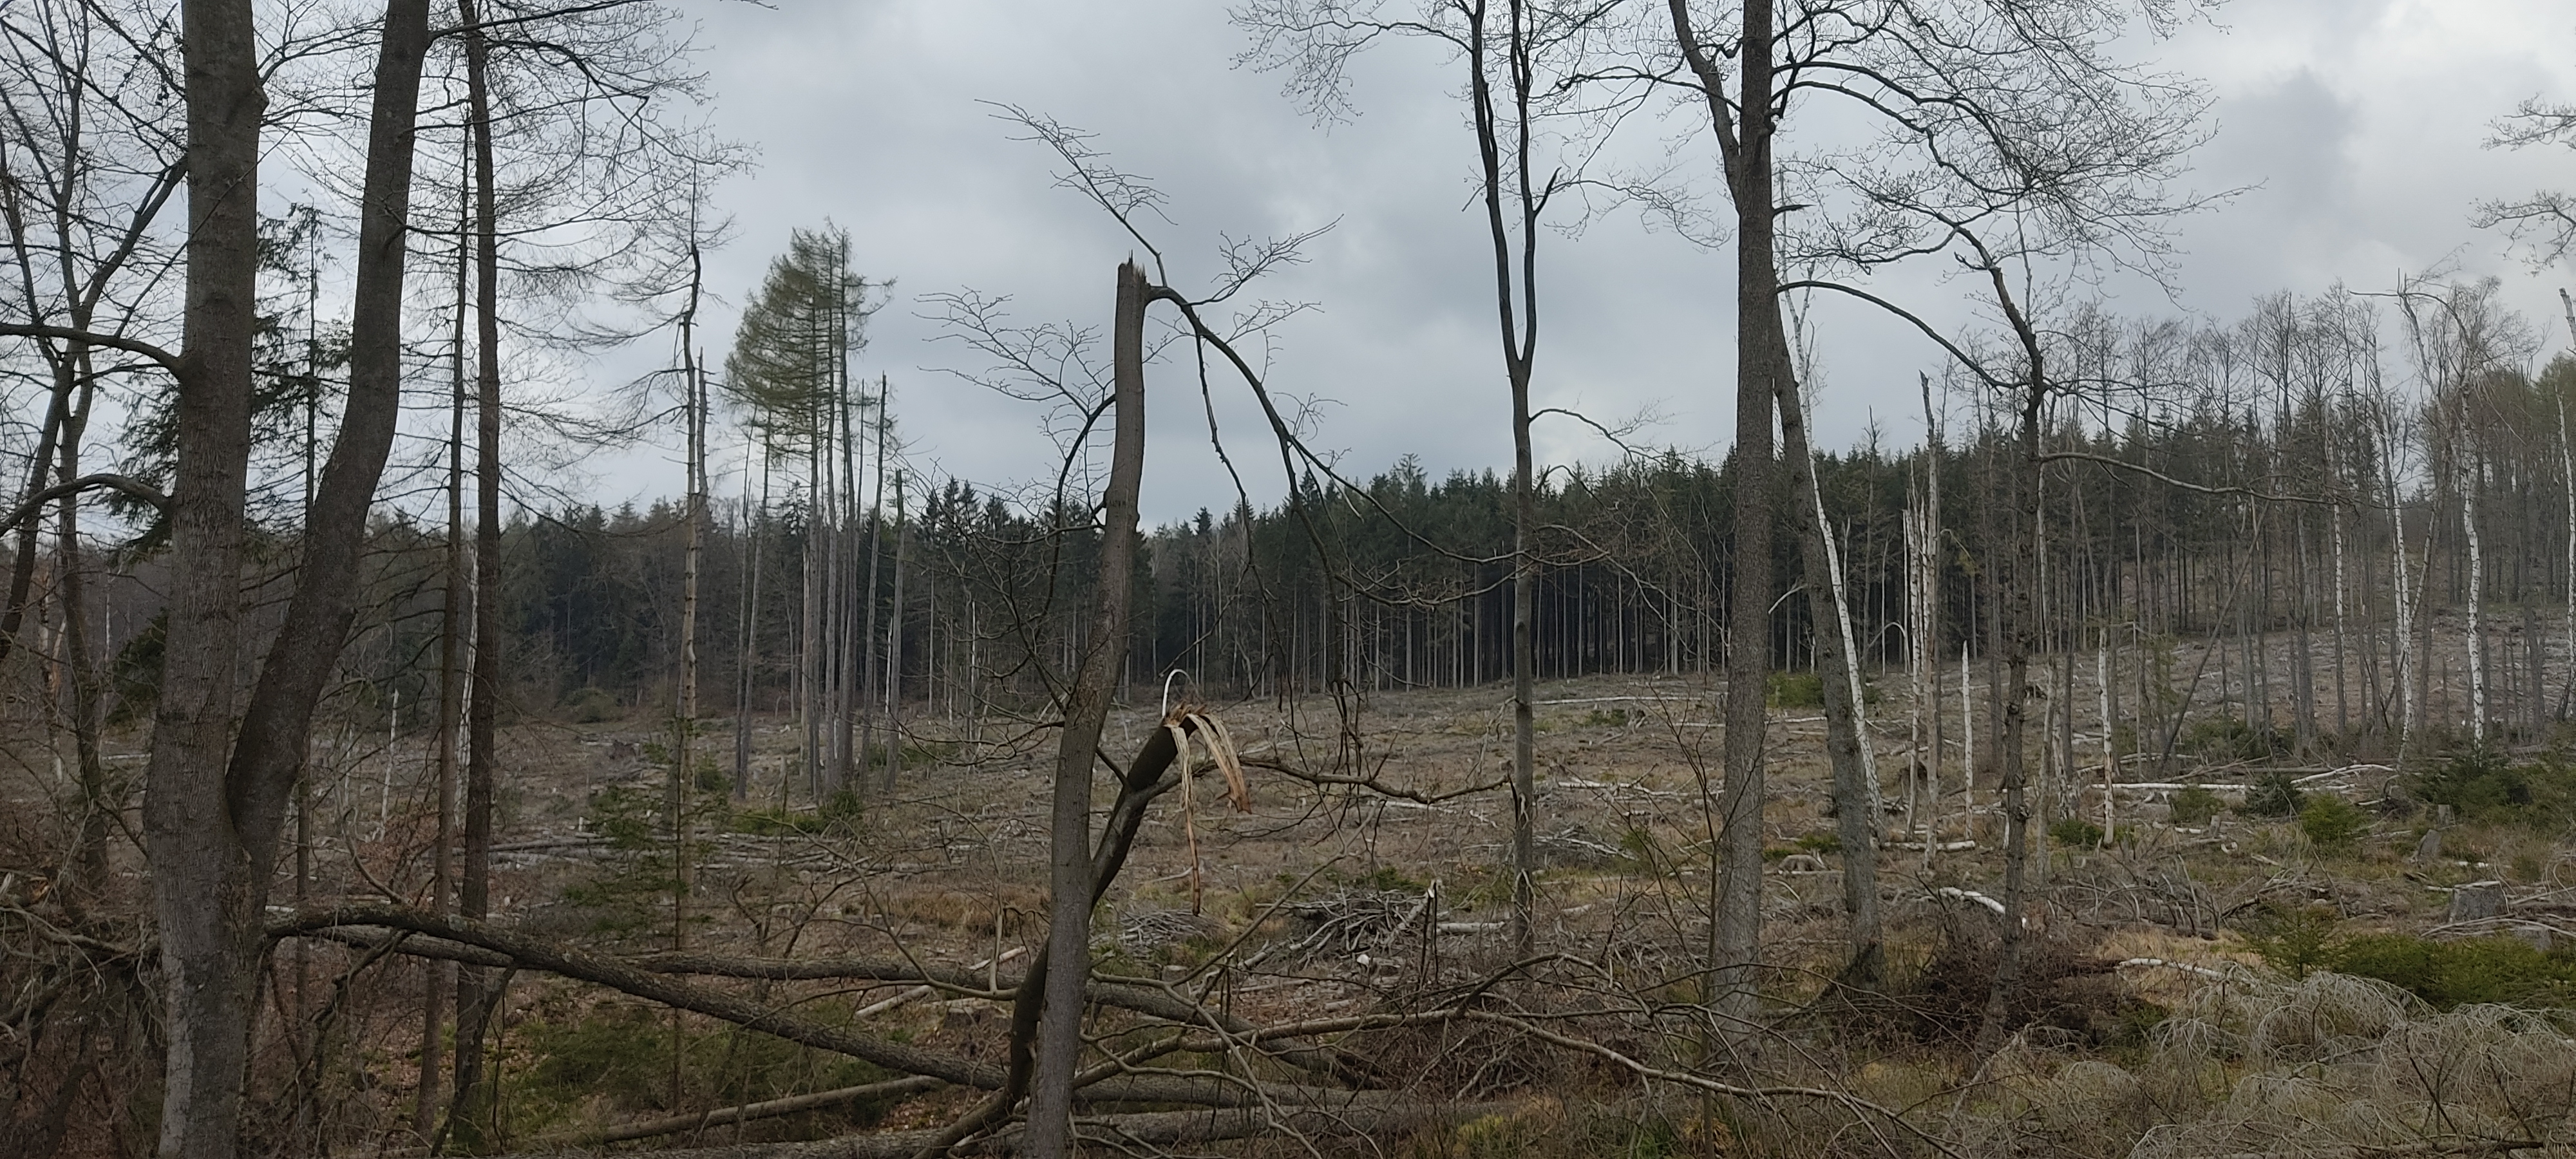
[14,3,2576,1158]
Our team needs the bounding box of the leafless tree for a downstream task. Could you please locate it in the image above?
[1661,0,2215,1036]
[131,3,433,1156]
[1237,0,1640,961]
[2475,90,2576,269]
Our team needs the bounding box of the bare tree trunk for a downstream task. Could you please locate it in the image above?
[0,365,70,673]
[1921,383,1945,865]
[142,5,265,1145]
[882,471,908,791]
[1672,0,1779,1055]
[2390,428,2418,744]
[1961,643,1974,829]
[2293,518,2316,753]
[735,450,767,800]
[1975,272,2047,1060]
[453,0,503,1130]
[1905,495,1924,840]
[2561,388,2573,720]
[57,366,111,910]
[2468,449,2488,742]
[859,378,889,787]
[1778,373,1880,985]
[149,6,430,1155]
[2098,632,2116,840]
[800,435,821,798]
[1025,261,1150,1158]
[2332,491,2351,739]
[663,213,709,1120]
[419,202,470,1137]
[831,296,861,790]
[1416,1,1548,957]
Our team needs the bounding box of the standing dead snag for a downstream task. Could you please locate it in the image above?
[1025,259,1150,1158]
[1776,352,1883,986]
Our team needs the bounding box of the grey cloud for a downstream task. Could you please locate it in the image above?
[572,0,2576,525]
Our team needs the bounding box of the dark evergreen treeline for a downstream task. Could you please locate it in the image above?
[412,342,2576,766]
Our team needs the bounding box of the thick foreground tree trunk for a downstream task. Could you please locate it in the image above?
[453,0,504,1129]
[1671,0,1783,1054]
[147,4,430,1156]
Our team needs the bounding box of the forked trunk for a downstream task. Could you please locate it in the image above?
[150,4,430,1154]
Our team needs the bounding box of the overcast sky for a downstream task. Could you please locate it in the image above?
[621,0,2576,526]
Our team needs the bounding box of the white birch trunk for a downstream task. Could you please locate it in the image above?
[1812,482,1879,816]
[2389,438,2416,741]
[2467,449,2487,742]
[2561,391,2573,723]
[2098,634,2114,840]
[1961,643,1974,827]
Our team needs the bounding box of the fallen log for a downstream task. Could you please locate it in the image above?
[511,1076,945,1150]
[488,1098,1524,1159]
[267,903,1307,1109]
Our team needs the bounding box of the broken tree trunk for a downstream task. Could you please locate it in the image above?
[1025,261,1150,1158]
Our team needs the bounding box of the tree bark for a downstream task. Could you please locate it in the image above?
[1670,0,1779,1057]
[149,4,430,1156]
[1776,363,1880,985]
[1441,1,1545,957]
[1975,261,2047,1059]
[453,0,504,1130]
[883,471,908,790]
[419,190,469,1140]
[1024,261,1150,1158]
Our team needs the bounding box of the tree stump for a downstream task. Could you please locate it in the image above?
[2450,880,2504,923]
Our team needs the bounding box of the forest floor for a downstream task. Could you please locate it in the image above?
[15,632,2576,1156]
[368,637,2576,1153]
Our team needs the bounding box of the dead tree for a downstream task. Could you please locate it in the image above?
[1235,1,1638,956]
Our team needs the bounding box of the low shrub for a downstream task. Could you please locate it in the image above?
[500,1000,894,1144]
[2238,902,2344,979]
[2187,715,2285,762]
[2238,901,2576,1008]
[2299,795,2370,851]
[2168,785,2222,825]
[2331,934,2576,1008]
[562,685,621,722]
[1766,671,1824,708]
[2242,769,2305,818]
[2049,817,2105,847]
[2410,746,2576,827]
